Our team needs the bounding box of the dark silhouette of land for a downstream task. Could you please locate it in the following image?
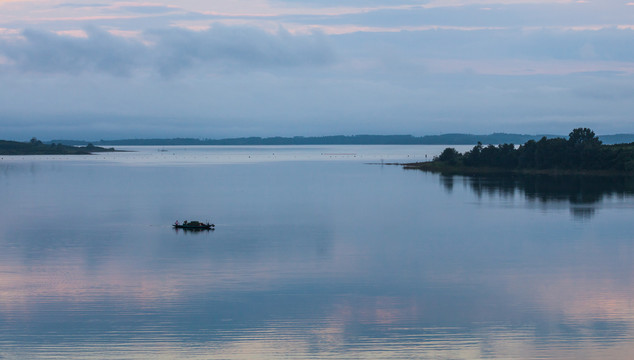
[49,133,565,146]
[0,138,116,155]
[49,132,634,146]
[405,128,634,175]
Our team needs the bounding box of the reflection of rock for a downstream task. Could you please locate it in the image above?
[441,173,634,219]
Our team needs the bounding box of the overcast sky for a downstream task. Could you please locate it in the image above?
[1,0,633,139]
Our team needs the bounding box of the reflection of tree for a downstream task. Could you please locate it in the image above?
[570,206,595,220]
[440,174,454,193]
[445,174,634,219]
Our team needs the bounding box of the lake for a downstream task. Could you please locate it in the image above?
[1,145,634,359]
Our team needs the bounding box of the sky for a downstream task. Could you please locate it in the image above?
[1,0,634,140]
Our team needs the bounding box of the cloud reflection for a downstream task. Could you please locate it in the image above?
[2,158,634,358]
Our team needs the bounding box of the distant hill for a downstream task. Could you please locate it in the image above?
[598,134,634,145]
[51,133,559,146]
[416,133,561,145]
[48,133,634,146]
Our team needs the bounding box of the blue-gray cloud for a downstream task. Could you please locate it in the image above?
[275,3,634,30]
[1,27,147,76]
[272,0,425,6]
[55,3,110,9]
[118,5,180,15]
[147,26,334,76]
[333,27,634,63]
[1,1,634,139]
[0,26,335,77]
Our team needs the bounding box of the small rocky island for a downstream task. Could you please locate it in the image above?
[405,128,634,175]
[0,138,117,155]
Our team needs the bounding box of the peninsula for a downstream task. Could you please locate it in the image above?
[0,138,116,155]
[404,128,634,175]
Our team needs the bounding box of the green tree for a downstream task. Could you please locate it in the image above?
[535,137,569,169]
[517,139,537,168]
[463,142,483,166]
[568,128,602,147]
[436,147,462,165]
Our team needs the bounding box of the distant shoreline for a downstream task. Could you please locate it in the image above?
[47,133,634,147]
[401,161,634,177]
[0,139,118,155]
[48,133,634,147]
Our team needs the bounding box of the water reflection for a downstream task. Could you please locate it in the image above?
[443,173,634,219]
[173,227,215,233]
[3,152,634,359]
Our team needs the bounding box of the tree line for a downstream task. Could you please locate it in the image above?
[0,138,116,155]
[433,128,634,173]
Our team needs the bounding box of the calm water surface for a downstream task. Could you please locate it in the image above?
[1,145,634,359]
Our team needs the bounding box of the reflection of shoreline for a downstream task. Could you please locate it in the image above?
[404,161,634,177]
[439,173,634,219]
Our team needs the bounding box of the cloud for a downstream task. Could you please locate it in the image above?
[0,25,335,76]
[147,26,334,76]
[333,27,634,68]
[271,0,424,11]
[1,26,147,76]
[55,3,110,9]
[271,1,634,34]
[118,5,179,15]
[274,0,423,5]
[1,1,633,138]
